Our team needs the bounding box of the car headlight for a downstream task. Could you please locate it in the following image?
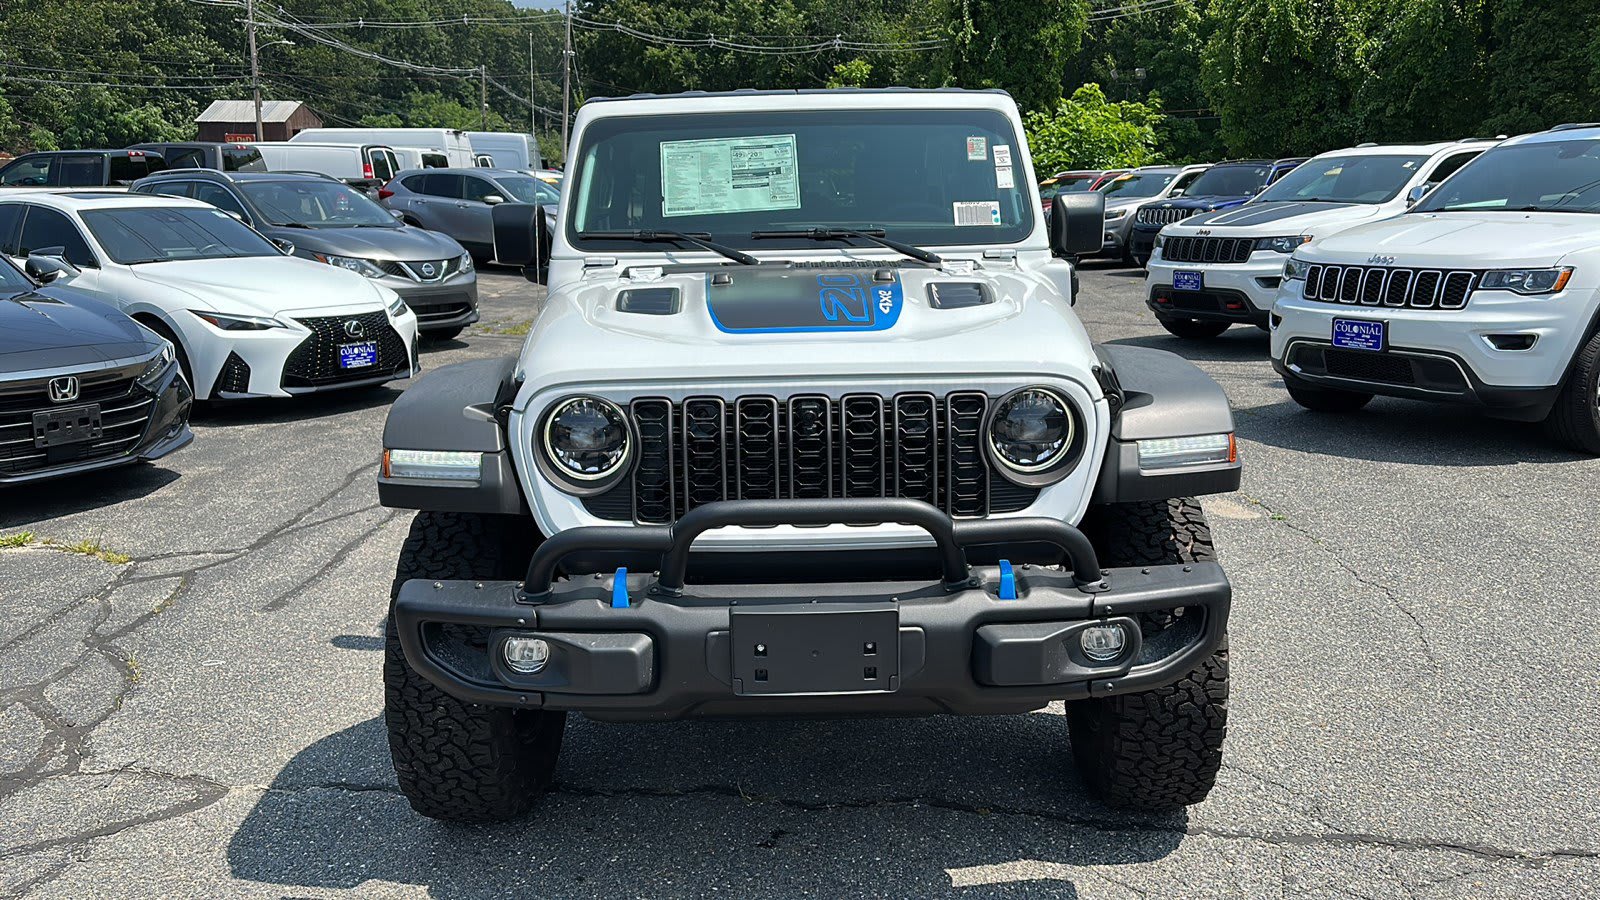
[387,294,409,318]
[1256,235,1312,254]
[135,342,176,389]
[190,310,285,331]
[988,387,1075,474]
[1104,208,1128,220]
[1153,234,1166,249]
[1284,258,1312,281]
[457,251,475,275]
[541,396,631,483]
[1479,267,1573,295]
[321,254,387,279]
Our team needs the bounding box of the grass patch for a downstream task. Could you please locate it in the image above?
[57,539,132,565]
[0,531,36,548]
[480,319,533,336]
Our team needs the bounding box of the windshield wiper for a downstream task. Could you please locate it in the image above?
[750,228,942,264]
[578,230,758,265]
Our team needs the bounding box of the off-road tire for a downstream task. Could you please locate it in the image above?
[384,511,565,822]
[1542,328,1600,454]
[1157,316,1232,340]
[1069,498,1228,810]
[1283,374,1374,413]
[423,325,465,342]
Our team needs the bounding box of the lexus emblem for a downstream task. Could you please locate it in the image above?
[343,320,365,339]
[48,376,80,404]
[419,262,437,278]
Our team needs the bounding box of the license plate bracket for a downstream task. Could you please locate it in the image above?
[730,602,900,696]
[339,341,377,369]
[1332,317,1386,351]
[32,404,102,448]
[1173,270,1204,291]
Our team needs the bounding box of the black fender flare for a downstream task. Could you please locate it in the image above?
[1091,344,1242,503]
[378,356,529,515]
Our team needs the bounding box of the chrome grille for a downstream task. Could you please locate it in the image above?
[1303,264,1478,310]
[0,369,152,476]
[1160,236,1253,264]
[1136,206,1199,226]
[615,392,1038,525]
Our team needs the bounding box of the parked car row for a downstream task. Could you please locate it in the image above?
[1136,125,1600,454]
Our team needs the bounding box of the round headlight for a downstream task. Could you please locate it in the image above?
[989,388,1073,472]
[542,396,630,480]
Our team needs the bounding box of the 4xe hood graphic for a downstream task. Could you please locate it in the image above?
[705,268,904,334]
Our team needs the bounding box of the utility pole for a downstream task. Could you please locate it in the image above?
[479,64,488,131]
[528,32,536,138]
[561,0,572,157]
[247,0,262,141]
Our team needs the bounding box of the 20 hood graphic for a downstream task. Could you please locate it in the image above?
[705,268,905,334]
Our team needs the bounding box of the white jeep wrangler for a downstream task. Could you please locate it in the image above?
[1272,124,1600,452]
[376,88,1243,822]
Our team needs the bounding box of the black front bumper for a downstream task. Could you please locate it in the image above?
[393,499,1230,720]
[1147,284,1269,325]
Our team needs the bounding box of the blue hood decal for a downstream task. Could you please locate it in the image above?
[706,268,904,334]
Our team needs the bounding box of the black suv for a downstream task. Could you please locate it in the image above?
[126,142,267,173]
[0,150,168,188]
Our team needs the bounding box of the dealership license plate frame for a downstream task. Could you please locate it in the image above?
[1173,270,1204,292]
[1332,317,1387,352]
[338,341,378,369]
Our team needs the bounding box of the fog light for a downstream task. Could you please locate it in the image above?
[504,636,550,674]
[1080,625,1127,662]
[383,449,483,483]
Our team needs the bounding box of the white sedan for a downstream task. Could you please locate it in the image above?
[0,192,419,400]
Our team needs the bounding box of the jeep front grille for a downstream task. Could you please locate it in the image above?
[1302,264,1479,310]
[1136,207,1198,226]
[1159,236,1253,264]
[589,393,1039,525]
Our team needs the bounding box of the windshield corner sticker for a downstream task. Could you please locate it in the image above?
[660,134,801,218]
[705,269,904,334]
[953,200,1002,226]
[966,136,988,161]
[993,145,1013,167]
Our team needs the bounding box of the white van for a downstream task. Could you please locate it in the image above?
[254,142,400,194]
[465,131,542,170]
[392,146,452,171]
[290,128,474,167]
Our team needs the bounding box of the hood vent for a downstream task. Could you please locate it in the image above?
[927,282,992,309]
[617,287,680,315]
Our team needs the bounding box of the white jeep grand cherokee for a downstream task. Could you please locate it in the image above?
[1147,140,1487,339]
[373,88,1246,822]
[1272,124,1600,452]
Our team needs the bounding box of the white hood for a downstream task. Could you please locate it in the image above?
[1170,201,1393,239]
[129,256,391,317]
[1303,211,1600,267]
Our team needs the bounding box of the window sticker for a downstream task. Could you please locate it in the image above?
[993,145,1013,167]
[953,201,1002,226]
[995,166,1015,190]
[660,134,800,217]
[966,136,988,161]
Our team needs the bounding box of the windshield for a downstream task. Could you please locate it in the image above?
[1102,172,1175,199]
[1043,175,1100,197]
[1415,139,1600,213]
[0,256,31,292]
[1183,164,1271,198]
[82,206,281,264]
[1257,154,1426,204]
[239,180,397,227]
[222,148,267,172]
[568,109,1034,250]
[494,175,559,205]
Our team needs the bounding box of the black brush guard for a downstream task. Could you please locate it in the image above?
[393,499,1230,719]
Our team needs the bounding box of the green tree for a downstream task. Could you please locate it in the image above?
[942,0,1089,112]
[1024,83,1162,171]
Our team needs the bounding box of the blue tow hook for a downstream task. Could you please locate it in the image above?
[997,559,1018,600]
[611,567,629,608]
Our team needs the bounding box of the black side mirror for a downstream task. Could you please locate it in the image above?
[1049,191,1106,258]
[491,202,551,285]
[26,247,78,283]
[269,237,295,256]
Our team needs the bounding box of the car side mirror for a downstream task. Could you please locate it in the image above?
[482,194,505,206]
[270,237,295,256]
[26,248,78,283]
[490,202,549,284]
[1406,184,1433,207]
[390,208,406,221]
[1049,191,1106,258]
[1169,188,1184,197]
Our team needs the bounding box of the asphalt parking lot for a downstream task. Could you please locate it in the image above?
[3,263,1599,899]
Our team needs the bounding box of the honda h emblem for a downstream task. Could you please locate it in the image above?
[343,320,365,339]
[48,376,80,404]
[419,262,437,278]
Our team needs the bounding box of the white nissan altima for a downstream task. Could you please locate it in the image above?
[0,191,419,400]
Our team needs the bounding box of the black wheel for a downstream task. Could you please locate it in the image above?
[1543,328,1600,454]
[1069,498,1228,810]
[1121,250,1139,267]
[423,325,465,342]
[1283,374,1374,413]
[1157,316,1231,340]
[1134,253,1151,269]
[385,511,564,822]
